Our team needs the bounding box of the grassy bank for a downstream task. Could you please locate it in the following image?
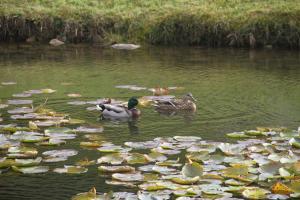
[1,0,300,48]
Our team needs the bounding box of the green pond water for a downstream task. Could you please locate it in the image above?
[0,44,300,199]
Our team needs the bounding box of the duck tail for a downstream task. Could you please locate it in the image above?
[96,104,105,111]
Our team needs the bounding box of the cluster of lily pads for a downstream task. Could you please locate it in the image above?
[2,83,300,200]
[0,86,104,175]
[71,127,300,200]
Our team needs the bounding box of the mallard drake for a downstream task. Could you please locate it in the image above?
[153,93,197,111]
[96,97,140,120]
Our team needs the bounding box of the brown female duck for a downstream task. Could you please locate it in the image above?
[153,93,197,112]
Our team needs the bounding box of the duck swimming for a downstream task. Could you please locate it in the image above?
[96,97,140,120]
[153,93,197,112]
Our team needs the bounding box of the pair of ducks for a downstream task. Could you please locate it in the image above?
[96,93,197,120]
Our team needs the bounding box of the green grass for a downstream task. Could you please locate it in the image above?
[1,0,300,48]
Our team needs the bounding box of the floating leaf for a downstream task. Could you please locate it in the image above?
[74,126,103,133]
[106,180,136,188]
[97,153,125,165]
[12,166,49,174]
[8,107,33,114]
[8,99,33,105]
[53,166,88,174]
[112,172,144,182]
[126,153,148,164]
[71,187,99,200]
[242,187,270,199]
[14,157,42,167]
[171,175,199,185]
[76,158,96,166]
[289,138,300,148]
[173,136,201,142]
[144,152,167,162]
[42,149,78,158]
[80,141,102,147]
[182,161,203,178]
[2,82,16,85]
[98,165,135,173]
[38,139,66,146]
[218,143,246,156]
[227,132,252,138]
[271,182,293,195]
[67,93,82,98]
[41,89,56,94]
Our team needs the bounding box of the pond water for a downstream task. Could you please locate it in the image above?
[0,44,300,199]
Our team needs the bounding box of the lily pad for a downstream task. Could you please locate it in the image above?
[242,187,270,199]
[98,165,135,173]
[74,126,103,133]
[171,175,200,185]
[126,153,148,164]
[112,172,144,182]
[8,99,33,105]
[12,165,49,174]
[97,153,125,165]
[42,149,78,158]
[182,161,203,178]
[8,107,33,114]
[53,165,88,174]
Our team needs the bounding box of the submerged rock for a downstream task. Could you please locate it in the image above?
[49,39,64,46]
[111,43,140,50]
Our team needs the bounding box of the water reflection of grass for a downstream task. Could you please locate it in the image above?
[1,0,300,48]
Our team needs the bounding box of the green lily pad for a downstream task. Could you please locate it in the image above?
[0,158,15,168]
[144,152,167,162]
[182,161,203,178]
[218,143,246,156]
[171,175,200,185]
[227,132,252,138]
[156,159,182,167]
[8,146,38,158]
[289,138,300,148]
[97,153,125,165]
[71,187,100,200]
[126,153,148,164]
[38,139,66,146]
[138,183,168,191]
[14,157,42,167]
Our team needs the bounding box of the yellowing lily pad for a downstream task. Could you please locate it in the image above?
[171,176,200,185]
[98,165,135,173]
[271,182,293,195]
[242,187,270,199]
[53,166,88,174]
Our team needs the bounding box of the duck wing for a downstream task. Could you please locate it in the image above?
[96,104,125,113]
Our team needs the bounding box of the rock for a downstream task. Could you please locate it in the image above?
[49,39,64,46]
[111,43,140,50]
[26,36,35,43]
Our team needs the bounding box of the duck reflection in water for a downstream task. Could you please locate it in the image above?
[155,109,196,122]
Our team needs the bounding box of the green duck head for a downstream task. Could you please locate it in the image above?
[128,97,139,110]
